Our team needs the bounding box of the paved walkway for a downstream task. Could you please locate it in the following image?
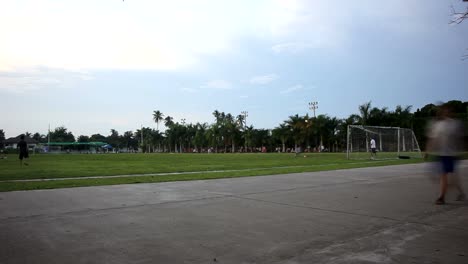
[1,161,467,264]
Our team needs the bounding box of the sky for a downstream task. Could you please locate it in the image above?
[1,0,468,138]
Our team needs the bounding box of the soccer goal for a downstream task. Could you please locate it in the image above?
[346,125,422,160]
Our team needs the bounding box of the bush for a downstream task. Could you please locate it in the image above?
[2,148,18,154]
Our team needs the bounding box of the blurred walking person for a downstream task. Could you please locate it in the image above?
[18,135,29,166]
[425,105,465,205]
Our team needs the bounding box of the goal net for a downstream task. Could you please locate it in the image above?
[347,125,422,160]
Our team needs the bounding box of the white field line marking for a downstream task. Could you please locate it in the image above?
[1,160,395,183]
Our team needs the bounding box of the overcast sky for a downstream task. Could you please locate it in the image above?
[1,0,467,138]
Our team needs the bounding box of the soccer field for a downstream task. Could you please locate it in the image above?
[0,153,425,192]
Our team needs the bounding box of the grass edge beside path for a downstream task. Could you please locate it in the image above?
[0,159,423,192]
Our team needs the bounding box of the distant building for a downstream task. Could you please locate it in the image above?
[3,135,39,150]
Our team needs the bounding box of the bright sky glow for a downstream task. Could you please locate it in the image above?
[1,0,467,137]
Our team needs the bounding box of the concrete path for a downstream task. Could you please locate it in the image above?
[1,161,467,264]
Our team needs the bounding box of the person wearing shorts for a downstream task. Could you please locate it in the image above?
[18,135,29,166]
[426,106,465,205]
[370,138,377,160]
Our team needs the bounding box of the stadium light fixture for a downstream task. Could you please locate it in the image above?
[241,111,248,129]
[308,101,318,118]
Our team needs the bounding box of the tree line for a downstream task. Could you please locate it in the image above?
[3,100,467,153]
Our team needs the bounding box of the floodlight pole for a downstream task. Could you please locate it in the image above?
[308,101,319,147]
[397,127,400,157]
[346,125,350,159]
[241,111,248,152]
[241,111,248,129]
[308,101,318,118]
[141,125,144,152]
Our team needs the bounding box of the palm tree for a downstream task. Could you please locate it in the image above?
[153,110,164,131]
[358,101,372,125]
[123,131,134,150]
[108,129,120,148]
[244,125,254,152]
[223,113,240,153]
[164,116,174,128]
[192,123,208,152]
[150,129,164,153]
[272,123,291,152]
[213,110,221,124]
[286,114,307,149]
[314,115,328,149]
[235,114,247,151]
[0,129,5,149]
[394,105,413,128]
[236,114,245,129]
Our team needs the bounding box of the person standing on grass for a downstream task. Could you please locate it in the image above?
[425,105,465,205]
[370,138,377,160]
[18,135,29,166]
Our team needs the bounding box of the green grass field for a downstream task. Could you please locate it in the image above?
[0,152,428,192]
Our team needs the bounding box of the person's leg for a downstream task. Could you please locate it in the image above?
[23,152,29,165]
[436,156,451,204]
[451,159,465,201]
[437,173,448,204]
[454,173,466,201]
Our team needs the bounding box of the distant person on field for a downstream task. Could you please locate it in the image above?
[18,135,29,166]
[425,105,465,205]
[370,138,377,160]
[294,146,301,157]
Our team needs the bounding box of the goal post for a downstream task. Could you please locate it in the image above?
[346,125,422,160]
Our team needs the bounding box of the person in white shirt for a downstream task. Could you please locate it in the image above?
[426,105,465,205]
[370,138,377,160]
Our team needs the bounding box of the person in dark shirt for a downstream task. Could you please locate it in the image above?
[18,135,29,166]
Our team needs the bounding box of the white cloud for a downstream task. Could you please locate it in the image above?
[0,67,93,94]
[249,74,278,84]
[0,0,431,73]
[201,80,232,90]
[0,0,266,72]
[272,42,315,54]
[262,0,433,54]
[181,87,198,93]
[280,84,303,94]
[258,0,349,51]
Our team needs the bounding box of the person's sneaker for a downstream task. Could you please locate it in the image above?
[456,194,466,201]
[435,197,445,205]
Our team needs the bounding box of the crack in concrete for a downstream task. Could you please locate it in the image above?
[230,195,468,232]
